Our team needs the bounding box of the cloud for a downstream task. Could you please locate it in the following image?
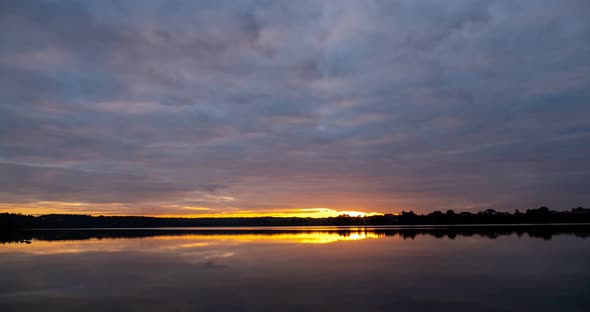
[1,0,589,215]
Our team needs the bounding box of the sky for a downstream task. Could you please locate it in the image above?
[1,0,590,217]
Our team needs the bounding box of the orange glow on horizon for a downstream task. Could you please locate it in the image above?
[0,201,385,218]
[155,208,382,218]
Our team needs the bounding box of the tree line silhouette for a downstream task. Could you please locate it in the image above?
[1,206,589,230]
[1,225,589,245]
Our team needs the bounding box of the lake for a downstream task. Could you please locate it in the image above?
[1,225,589,312]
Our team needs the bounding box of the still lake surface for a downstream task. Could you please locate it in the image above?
[1,225,589,312]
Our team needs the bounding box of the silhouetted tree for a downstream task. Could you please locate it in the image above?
[1,206,590,230]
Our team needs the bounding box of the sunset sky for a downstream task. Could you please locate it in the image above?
[1,0,589,217]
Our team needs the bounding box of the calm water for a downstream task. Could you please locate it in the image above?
[1,226,589,312]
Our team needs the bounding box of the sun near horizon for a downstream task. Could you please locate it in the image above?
[0,201,385,218]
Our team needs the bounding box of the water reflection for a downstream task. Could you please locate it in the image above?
[1,225,589,312]
[0,232,382,255]
[1,224,589,246]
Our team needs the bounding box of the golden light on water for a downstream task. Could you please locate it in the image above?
[151,232,382,244]
[0,231,384,255]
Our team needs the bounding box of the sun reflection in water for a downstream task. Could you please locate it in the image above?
[0,230,384,255]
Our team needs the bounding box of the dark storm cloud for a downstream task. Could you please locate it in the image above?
[1,0,589,214]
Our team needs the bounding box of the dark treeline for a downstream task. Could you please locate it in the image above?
[1,224,589,244]
[1,206,589,230]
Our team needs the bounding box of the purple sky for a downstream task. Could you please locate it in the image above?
[1,0,589,216]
